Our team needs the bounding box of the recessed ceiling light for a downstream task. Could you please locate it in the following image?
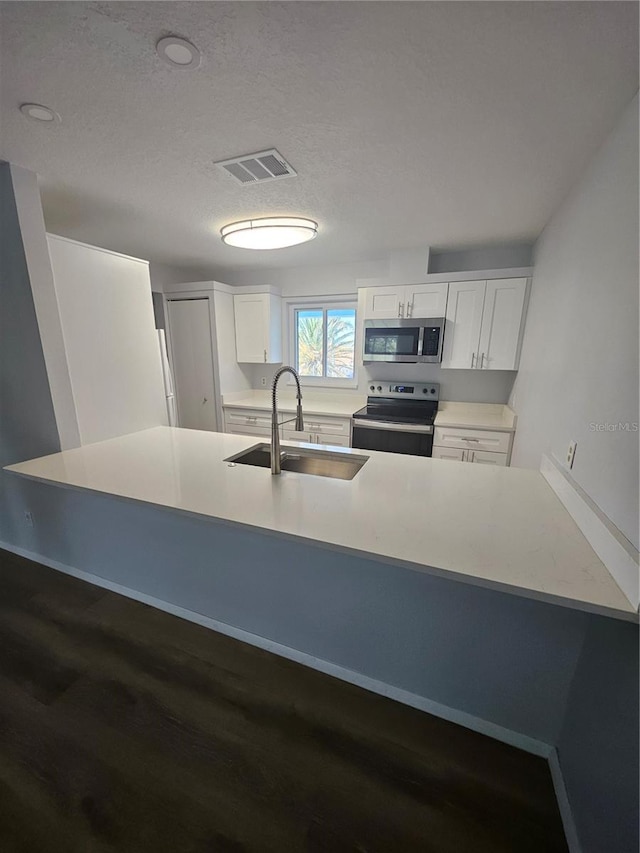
[156,36,200,69]
[19,103,60,123]
[221,217,318,251]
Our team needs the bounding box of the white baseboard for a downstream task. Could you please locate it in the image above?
[549,748,582,853]
[541,454,639,610]
[1,538,551,759]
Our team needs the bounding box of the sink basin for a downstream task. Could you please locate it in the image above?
[225,443,369,481]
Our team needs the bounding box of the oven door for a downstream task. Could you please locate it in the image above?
[363,323,421,363]
[351,420,434,457]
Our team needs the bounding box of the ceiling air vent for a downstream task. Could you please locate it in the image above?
[214,149,297,185]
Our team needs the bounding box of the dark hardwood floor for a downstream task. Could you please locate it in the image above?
[0,548,568,852]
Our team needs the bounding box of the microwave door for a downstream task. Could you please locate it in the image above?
[363,324,421,363]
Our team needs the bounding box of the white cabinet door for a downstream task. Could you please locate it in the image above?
[363,287,405,320]
[234,292,282,363]
[441,281,486,369]
[467,449,508,466]
[234,293,268,362]
[432,447,466,462]
[405,283,448,318]
[477,278,528,370]
[167,299,218,432]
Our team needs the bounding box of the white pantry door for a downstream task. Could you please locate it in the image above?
[167,299,218,431]
[477,278,528,370]
[441,281,486,369]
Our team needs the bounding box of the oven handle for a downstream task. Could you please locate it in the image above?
[353,419,433,434]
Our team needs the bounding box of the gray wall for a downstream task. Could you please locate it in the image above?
[510,94,639,549]
[428,243,533,274]
[8,475,589,749]
[557,615,639,853]
[0,162,61,547]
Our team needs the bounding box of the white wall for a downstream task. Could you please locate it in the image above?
[510,94,639,549]
[0,162,61,549]
[47,235,168,445]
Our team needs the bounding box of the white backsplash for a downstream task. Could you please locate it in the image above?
[247,363,515,404]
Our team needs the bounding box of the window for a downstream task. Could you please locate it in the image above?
[291,302,357,383]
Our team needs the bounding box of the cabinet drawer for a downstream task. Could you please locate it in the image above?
[433,426,511,454]
[303,415,351,436]
[467,449,508,466]
[224,408,272,430]
[225,423,271,438]
[282,427,351,448]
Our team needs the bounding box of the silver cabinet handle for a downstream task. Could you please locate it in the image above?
[462,449,467,462]
[471,353,476,368]
[462,437,480,442]
[469,451,475,462]
[246,416,257,423]
[398,303,403,318]
[481,352,486,368]
[406,301,413,317]
[263,349,267,362]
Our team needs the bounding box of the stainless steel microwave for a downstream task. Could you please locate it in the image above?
[362,318,445,363]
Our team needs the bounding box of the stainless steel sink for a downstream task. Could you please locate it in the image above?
[225,444,369,481]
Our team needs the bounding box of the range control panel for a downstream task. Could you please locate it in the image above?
[367,382,439,400]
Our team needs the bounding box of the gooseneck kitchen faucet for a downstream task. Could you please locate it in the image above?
[271,366,304,474]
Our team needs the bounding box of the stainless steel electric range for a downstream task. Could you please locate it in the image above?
[351,382,439,457]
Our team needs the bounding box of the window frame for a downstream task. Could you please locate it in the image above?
[286,296,358,388]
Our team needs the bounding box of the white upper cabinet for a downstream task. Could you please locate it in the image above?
[363,286,405,320]
[441,281,486,369]
[363,283,448,320]
[441,278,528,371]
[234,292,282,363]
[477,278,528,370]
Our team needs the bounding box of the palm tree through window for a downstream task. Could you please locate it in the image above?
[295,306,356,379]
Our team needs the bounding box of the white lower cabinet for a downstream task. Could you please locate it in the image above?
[224,408,271,438]
[283,414,351,447]
[432,447,466,462]
[433,426,512,466]
[224,408,351,447]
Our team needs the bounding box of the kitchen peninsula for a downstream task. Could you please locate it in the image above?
[5,426,636,757]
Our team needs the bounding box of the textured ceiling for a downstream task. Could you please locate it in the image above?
[0,1,637,275]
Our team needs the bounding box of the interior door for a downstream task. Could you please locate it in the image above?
[477,278,528,370]
[405,283,448,318]
[167,299,218,431]
[441,281,486,369]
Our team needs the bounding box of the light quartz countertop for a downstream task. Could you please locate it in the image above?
[222,390,367,418]
[7,427,635,621]
[434,402,517,432]
[223,391,516,431]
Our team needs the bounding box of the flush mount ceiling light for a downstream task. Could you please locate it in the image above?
[220,217,318,250]
[156,36,200,69]
[19,103,60,123]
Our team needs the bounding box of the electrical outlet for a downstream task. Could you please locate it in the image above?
[24,510,34,527]
[261,376,267,386]
[566,441,577,470]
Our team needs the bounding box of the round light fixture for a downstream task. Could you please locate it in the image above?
[19,103,60,123]
[220,217,318,250]
[156,36,200,69]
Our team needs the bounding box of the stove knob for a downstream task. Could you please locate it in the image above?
[423,388,428,394]
[369,385,375,391]
[431,388,436,394]
[377,385,382,392]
